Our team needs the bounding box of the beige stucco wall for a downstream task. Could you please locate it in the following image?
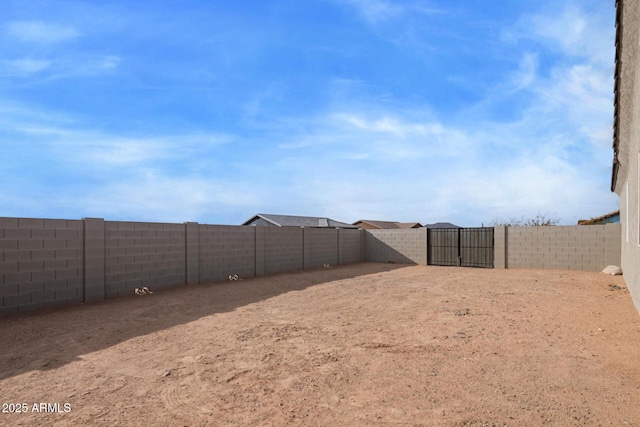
[615,0,640,313]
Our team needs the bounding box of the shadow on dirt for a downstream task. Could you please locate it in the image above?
[0,262,411,381]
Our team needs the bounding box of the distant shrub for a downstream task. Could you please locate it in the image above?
[492,212,560,227]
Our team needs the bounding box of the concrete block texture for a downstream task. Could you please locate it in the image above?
[303,228,339,269]
[82,218,105,302]
[358,225,618,272]
[494,226,507,269]
[0,215,625,315]
[506,224,621,272]
[255,226,265,276]
[198,224,255,282]
[104,220,186,296]
[264,227,304,274]
[185,222,199,285]
[0,216,367,315]
[339,229,363,265]
[1,218,85,310]
[364,228,427,265]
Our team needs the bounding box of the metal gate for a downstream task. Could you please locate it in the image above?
[427,227,494,268]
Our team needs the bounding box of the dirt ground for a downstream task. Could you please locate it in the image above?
[0,263,639,427]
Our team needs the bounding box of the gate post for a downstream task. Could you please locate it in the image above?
[457,228,462,266]
[423,227,429,266]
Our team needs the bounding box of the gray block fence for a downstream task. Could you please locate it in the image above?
[0,217,364,316]
[0,216,622,316]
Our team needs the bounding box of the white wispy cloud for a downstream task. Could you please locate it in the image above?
[509,52,538,93]
[537,64,613,147]
[0,103,244,222]
[52,134,232,169]
[0,101,233,168]
[90,55,121,70]
[6,21,80,44]
[0,55,121,81]
[531,6,614,65]
[504,3,614,65]
[278,110,471,161]
[339,0,443,26]
[0,1,617,226]
[2,19,119,80]
[244,82,289,119]
[341,0,403,24]
[78,172,262,223]
[262,59,615,223]
[502,3,614,151]
[1,58,51,76]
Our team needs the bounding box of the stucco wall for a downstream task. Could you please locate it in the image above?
[620,186,640,311]
[615,0,640,313]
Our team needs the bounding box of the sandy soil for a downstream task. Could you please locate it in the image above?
[0,263,639,427]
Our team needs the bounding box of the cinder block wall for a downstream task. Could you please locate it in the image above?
[104,221,186,298]
[362,225,620,272]
[264,226,304,274]
[3,215,621,315]
[304,228,339,269]
[199,225,255,282]
[338,229,363,265]
[503,224,621,271]
[0,218,84,316]
[1,216,364,316]
[364,228,427,265]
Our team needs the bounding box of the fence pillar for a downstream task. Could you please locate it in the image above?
[337,229,344,265]
[254,226,265,276]
[84,218,105,302]
[494,226,507,269]
[185,222,199,285]
[303,228,311,269]
[420,227,428,265]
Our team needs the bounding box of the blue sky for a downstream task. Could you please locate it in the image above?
[1,0,618,226]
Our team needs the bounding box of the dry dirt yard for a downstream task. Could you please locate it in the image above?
[1,263,639,427]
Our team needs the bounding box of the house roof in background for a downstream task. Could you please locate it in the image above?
[424,222,462,229]
[352,220,423,229]
[353,220,401,229]
[577,210,620,225]
[396,222,423,229]
[243,213,358,228]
